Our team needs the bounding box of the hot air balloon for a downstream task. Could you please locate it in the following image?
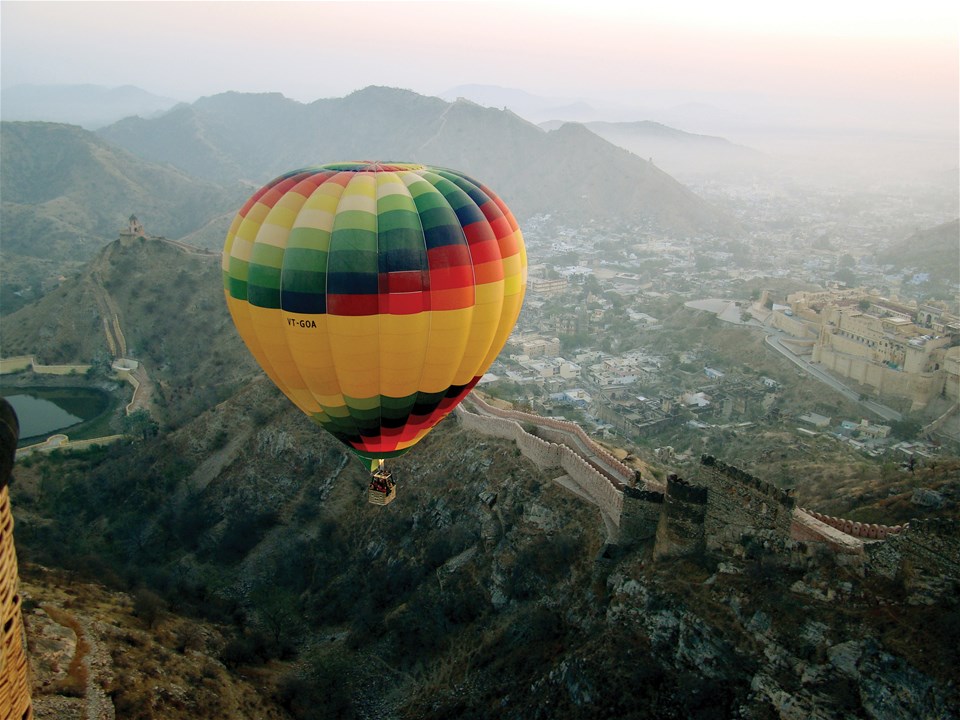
[222,162,526,503]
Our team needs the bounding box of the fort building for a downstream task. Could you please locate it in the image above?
[777,290,960,410]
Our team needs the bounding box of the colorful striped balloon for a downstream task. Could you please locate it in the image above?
[223,162,527,466]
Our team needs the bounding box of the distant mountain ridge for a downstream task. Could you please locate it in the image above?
[877,219,960,287]
[439,83,610,123]
[539,120,767,180]
[98,86,739,236]
[0,121,244,261]
[0,84,179,129]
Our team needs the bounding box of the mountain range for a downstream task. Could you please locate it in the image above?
[0,83,179,129]
[1,85,744,313]
[97,86,739,234]
[0,121,243,261]
[539,120,767,180]
[877,219,960,287]
[2,79,958,720]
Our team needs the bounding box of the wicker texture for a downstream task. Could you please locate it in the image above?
[1,398,31,720]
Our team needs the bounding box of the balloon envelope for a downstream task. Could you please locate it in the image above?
[223,162,526,464]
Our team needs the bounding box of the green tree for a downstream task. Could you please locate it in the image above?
[252,587,302,655]
[133,587,165,629]
[834,267,857,287]
[122,409,157,440]
[889,419,922,440]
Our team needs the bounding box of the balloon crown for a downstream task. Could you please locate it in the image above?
[320,161,426,173]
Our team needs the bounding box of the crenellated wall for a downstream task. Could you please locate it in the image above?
[800,509,903,539]
[559,446,624,523]
[654,475,707,559]
[866,518,960,580]
[456,406,623,538]
[458,409,523,442]
[457,401,956,578]
[790,509,865,555]
[620,486,664,542]
[515,425,563,468]
[697,455,795,551]
[465,395,634,484]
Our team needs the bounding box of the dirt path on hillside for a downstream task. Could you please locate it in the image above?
[90,246,126,358]
[29,604,115,720]
[87,244,161,418]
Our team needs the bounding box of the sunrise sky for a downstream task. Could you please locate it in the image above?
[2,0,957,137]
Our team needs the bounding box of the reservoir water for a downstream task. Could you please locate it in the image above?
[1,387,111,444]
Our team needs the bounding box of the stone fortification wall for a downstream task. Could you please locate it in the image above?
[457,408,518,442]
[814,346,942,410]
[515,425,563,468]
[0,355,92,376]
[534,424,624,484]
[770,311,815,339]
[790,509,865,555]
[800,509,904,539]
[868,518,960,580]
[559,447,624,522]
[458,403,956,574]
[654,475,707,559]
[620,486,664,543]
[697,455,795,551]
[466,396,633,485]
[456,406,623,533]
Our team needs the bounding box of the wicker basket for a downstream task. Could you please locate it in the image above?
[0,484,31,720]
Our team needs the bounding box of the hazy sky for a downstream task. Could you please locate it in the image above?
[2,0,957,137]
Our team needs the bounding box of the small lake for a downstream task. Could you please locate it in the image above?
[1,387,112,445]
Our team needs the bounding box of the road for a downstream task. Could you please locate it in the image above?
[689,298,902,423]
[763,328,902,422]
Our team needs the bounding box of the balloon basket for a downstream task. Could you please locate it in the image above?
[368,467,396,506]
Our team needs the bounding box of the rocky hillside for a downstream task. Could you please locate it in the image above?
[0,236,257,427]
[10,380,959,719]
[98,86,739,236]
[0,121,243,262]
[877,219,960,295]
[21,564,287,720]
[4,203,957,720]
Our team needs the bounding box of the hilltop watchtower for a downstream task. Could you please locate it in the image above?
[120,214,146,239]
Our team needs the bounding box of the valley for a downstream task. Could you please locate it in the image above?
[0,84,957,720]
